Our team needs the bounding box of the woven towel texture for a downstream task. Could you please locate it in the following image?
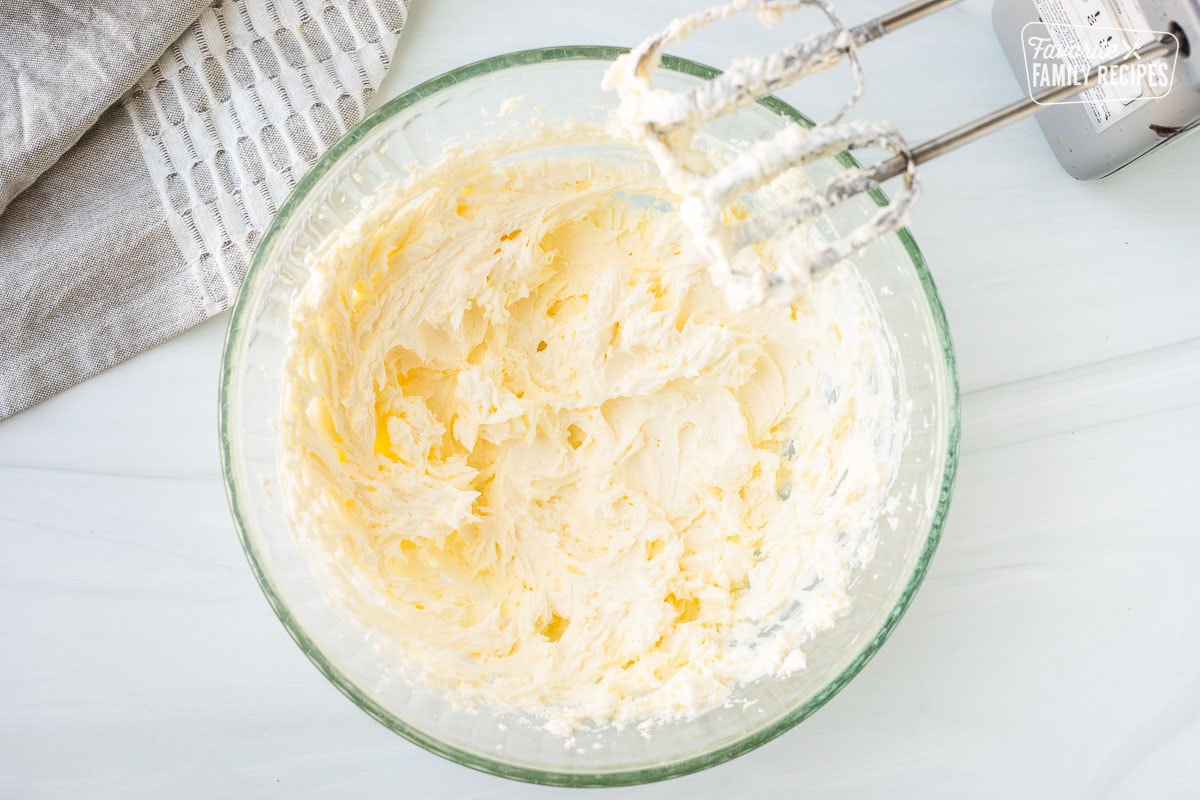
[0,0,212,215]
[0,0,412,419]
[125,0,411,313]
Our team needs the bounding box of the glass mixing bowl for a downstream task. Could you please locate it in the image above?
[219,46,959,786]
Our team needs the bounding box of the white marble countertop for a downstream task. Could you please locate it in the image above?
[4,0,1200,796]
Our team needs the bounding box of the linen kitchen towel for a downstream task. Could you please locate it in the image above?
[0,0,413,419]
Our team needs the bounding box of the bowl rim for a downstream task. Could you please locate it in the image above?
[218,44,961,788]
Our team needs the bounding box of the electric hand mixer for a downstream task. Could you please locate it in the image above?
[604,0,1196,305]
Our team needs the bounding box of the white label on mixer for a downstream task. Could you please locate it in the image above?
[1027,0,1172,132]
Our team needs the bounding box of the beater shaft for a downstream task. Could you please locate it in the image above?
[853,0,965,43]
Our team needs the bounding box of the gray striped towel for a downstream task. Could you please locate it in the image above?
[0,0,413,419]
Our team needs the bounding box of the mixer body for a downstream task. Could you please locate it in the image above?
[993,0,1200,178]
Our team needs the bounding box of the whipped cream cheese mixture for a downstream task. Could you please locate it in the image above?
[280,124,905,732]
